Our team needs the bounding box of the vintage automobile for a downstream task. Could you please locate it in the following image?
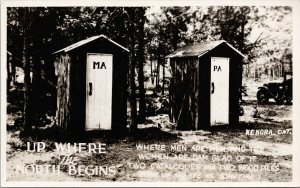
[257,76,292,104]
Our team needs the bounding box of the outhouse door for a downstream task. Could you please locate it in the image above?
[210,57,229,125]
[86,53,113,130]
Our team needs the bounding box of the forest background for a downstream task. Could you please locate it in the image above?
[6,6,292,131]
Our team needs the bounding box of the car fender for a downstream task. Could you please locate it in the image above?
[258,86,269,91]
[258,86,275,98]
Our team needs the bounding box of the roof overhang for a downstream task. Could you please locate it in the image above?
[165,40,247,60]
[53,35,129,55]
[223,42,247,59]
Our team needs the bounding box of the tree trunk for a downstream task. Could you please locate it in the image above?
[128,8,138,134]
[156,56,160,89]
[150,60,154,84]
[11,55,16,84]
[7,54,11,93]
[31,55,42,114]
[172,24,179,51]
[137,8,146,123]
[22,8,32,132]
[281,62,285,77]
[162,58,165,95]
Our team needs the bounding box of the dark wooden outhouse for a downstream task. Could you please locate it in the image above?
[165,40,246,130]
[53,35,129,135]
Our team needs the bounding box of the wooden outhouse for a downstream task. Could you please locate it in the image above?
[165,40,246,130]
[53,35,129,135]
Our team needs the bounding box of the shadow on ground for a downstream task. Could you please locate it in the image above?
[9,125,180,147]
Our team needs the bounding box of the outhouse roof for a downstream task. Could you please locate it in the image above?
[165,40,246,59]
[53,35,129,54]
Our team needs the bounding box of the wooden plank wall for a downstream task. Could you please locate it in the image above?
[54,53,71,134]
[169,57,199,130]
[229,54,243,126]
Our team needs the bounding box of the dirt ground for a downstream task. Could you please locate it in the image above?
[5,81,292,182]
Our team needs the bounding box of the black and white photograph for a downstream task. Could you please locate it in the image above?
[1,0,300,186]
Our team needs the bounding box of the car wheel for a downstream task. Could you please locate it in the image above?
[285,97,292,104]
[282,94,292,105]
[257,90,269,104]
[275,98,284,105]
